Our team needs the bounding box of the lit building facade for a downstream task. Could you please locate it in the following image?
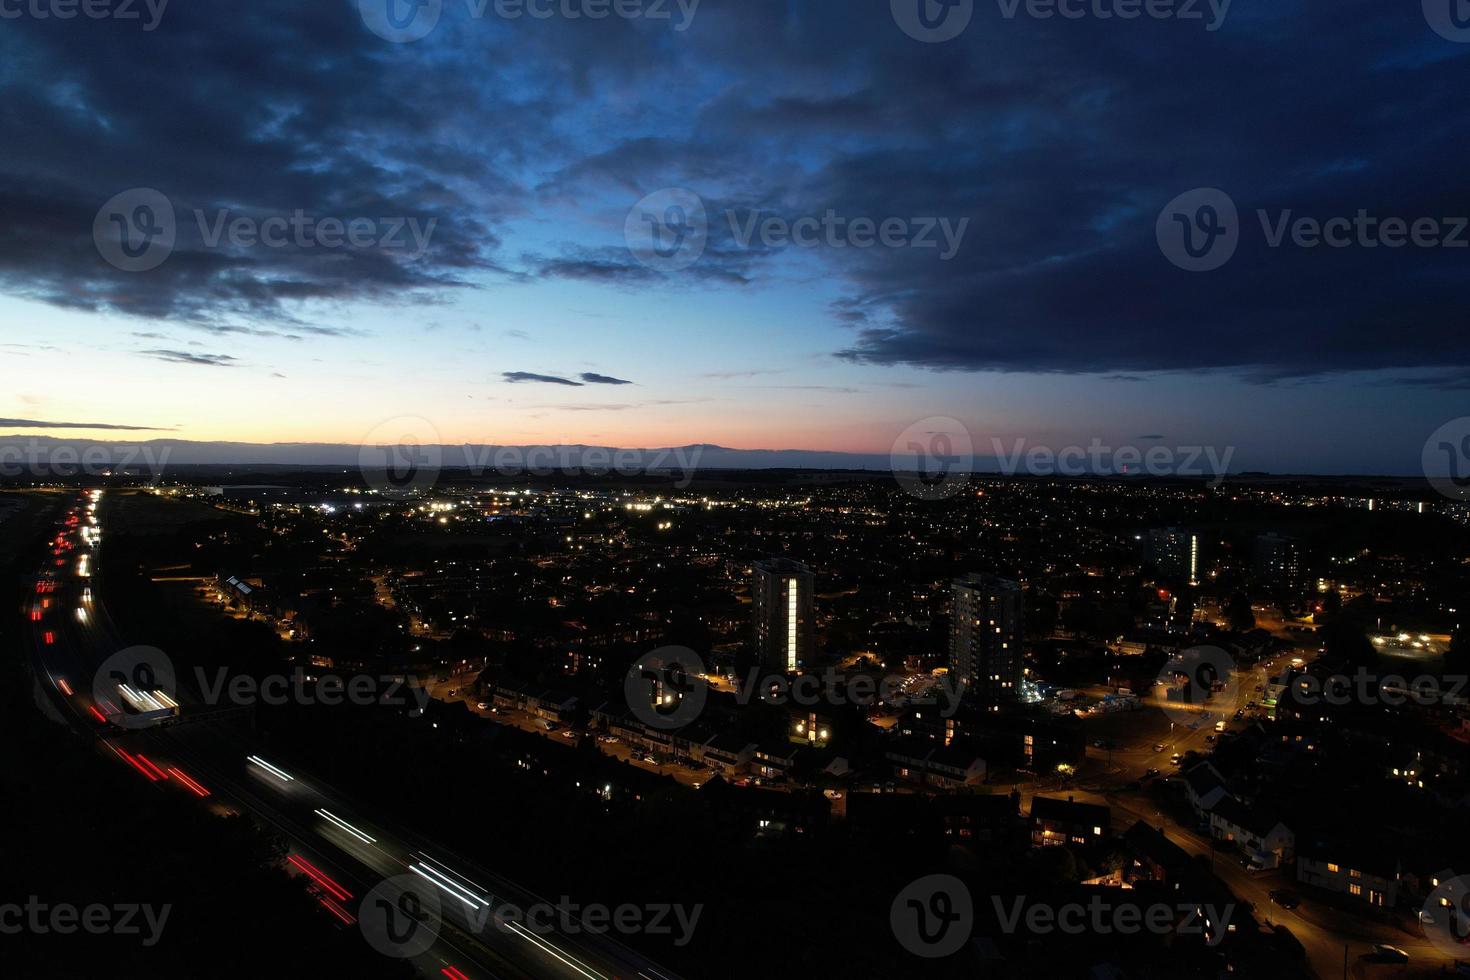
[950,573,1024,707]
[1147,527,1201,585]
[752,558,814,675]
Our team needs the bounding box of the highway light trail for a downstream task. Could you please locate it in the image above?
[116,749,160,782]
[134,754,169,781]
[441,968,471,980]
[417,852,489,893]
[314,808,377,844]
[56,678,72,696]
[246,755,294,782]
[87,705,106,723]
[507,921,607,980]
[316,895,357,926]
[409,860,489,910]
[286,854,352,902]
[118,684,167,713]
[168,768,211,797]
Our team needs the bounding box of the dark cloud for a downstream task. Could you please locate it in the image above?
[138,349,238,367]
[503,371,582,386]
[0,418,171,431]
[2,0,1468,383]
[580,373,634,385]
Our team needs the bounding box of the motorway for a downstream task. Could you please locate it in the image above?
[22,490,685,980]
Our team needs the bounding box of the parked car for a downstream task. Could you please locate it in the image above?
[1269,890,1301,910]
[1372,945,1409,964]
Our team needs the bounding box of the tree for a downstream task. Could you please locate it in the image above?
[1227,591,1256,633]
[1447,625,1469,676]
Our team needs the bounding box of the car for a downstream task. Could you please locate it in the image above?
[644,755,658,764]
[1153,743,1167,752]
[1269,890,1301,910]
[1371,945,1408,963]
[476,702,489,710]
[1144,767,1160,777]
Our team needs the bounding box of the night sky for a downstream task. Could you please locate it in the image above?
[1,0,1467,473]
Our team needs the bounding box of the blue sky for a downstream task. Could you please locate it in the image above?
[1,0,1467,473]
